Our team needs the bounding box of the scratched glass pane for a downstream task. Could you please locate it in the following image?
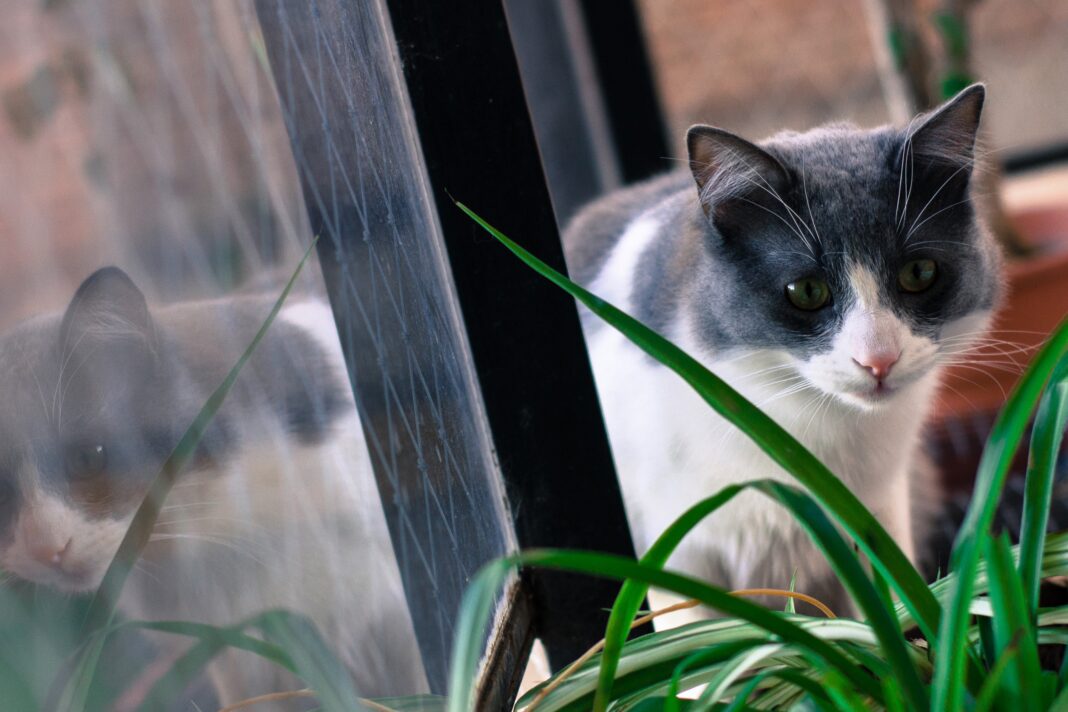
[256,0,518,693]
[0,0,511,705]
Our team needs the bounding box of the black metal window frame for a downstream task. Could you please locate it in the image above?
[255,0,668,708]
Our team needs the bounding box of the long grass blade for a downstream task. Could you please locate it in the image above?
[257,611,363,712]
[723,667,834,712]
[931,317,1068,710]
[822,667,869,712]
[131,615,297,711]
[973,635,1020,712]
[447,560,514,712]
[1019,357,1068,615]
[689,642,782,708]
[594,485,742,710]
[757,481,927,709]
[665,640,775,710]
[983,533,1041,712]
[0,656,37,712]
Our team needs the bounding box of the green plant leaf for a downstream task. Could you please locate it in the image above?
[724,667,833,712]
[881,675,906,712]
[931,316,1068,710]
[973,634,1019,712]
[983,534,1041,712]
[0,656,37,712]
[822,667,869,712]
[367,695,448,712]
[257,611,363,712]
[756,481,927,709]
[448,559,515,712]
[1019,356,1068,615]
[84,612,367,712]
[665,639,775,711]
[589,477,928,711]
[131,615,297,711]
[447,550,883,712]
[595,485,743,711]
[143,612,363,712]
[688,641,782,708]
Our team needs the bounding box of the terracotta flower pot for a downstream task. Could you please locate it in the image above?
[932,205,1068,490]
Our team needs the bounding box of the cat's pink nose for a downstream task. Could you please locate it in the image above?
[853,351,899,381]
[29,538,72,568]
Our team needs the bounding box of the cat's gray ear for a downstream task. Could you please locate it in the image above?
[687,125,789,218]
[906,83,985,169]
[59,267,157,383]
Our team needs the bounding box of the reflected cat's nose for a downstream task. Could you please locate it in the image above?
[853,351,899,381]
[28,537,72,568]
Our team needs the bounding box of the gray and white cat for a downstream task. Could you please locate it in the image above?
[565,85,1000,614]
[0,267,426,702]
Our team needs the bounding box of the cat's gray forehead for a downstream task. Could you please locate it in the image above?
[0,317,62,416]
[761,124,898,185]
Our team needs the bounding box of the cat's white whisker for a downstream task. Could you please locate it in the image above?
[938,379,981,412]
[147,533,270,567]
[800,155,824,247]
[766,249,819,265]
[132,561,162,586]
[706,145,819,250]
[940,363,1010,399]
[737,196,815,251]
[159,500,225,512]
[30,368,53,429]
[801,392,836,443]
[906,195,976,242]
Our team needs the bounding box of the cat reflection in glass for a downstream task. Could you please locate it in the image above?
[0,266,426,703]
[566,84,999,615]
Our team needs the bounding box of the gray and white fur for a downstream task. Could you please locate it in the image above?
[0,268,426,702]
[565,85,1001,615]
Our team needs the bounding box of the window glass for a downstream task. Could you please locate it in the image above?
[0,0,513,704]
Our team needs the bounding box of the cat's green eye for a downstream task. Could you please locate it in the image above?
[899,259,938,293]
[66,444,107,480]
[785,278,831,311]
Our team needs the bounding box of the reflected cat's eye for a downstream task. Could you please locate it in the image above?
[899,259,938,292]
[785,278,831,310]
[65,444,107,480]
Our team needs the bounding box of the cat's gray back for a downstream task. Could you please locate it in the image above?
[563,170,693,286]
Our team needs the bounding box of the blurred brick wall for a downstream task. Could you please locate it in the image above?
[0,0,306,330]
[639,0,1068,158]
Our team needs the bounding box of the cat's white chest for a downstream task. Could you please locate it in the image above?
[584,322,925,589]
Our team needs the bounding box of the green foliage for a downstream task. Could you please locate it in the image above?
[452,204,1068,711]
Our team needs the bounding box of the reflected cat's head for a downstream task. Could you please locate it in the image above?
[0,268,346,592]
[682,84,1001,409]
[0,268,169,590]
